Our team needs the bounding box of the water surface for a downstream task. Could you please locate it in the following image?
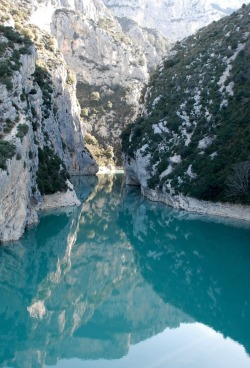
[0,174,250,368]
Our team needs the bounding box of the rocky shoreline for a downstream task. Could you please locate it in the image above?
[141,186,250,223]
[39,189,81,211]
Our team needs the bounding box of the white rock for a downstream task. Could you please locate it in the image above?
[141,186,250,222]
[103,0,249,41]
[40,189,81,211]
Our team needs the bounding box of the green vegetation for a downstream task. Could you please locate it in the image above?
[66,68,75,85]
[98,17,132,46]
[77,81,135,165]
[16,124,29,139]
[84,132,115,167]
[0,25,33,90]
[0,140,16,170]
[0,117,15,136]
[122,4,250,204]
[33,65,53,110]
[0,59,14,90]
[36,146,70,195]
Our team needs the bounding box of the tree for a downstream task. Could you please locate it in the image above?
[226,160,250,199]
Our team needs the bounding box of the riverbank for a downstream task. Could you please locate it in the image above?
[40,189,81,211]
[141,186,250,223]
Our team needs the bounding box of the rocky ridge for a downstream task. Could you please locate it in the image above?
[122,4,250,219]
[103,0,250,41]
[0,1,97,242]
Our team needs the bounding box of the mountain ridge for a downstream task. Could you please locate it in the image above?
[103,0,250,40]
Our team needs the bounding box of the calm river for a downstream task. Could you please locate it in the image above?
[0,174,250,368]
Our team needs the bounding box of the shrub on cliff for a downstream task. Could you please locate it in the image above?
[36,146,70,195]
[226,160,250,202]
[0,140,16,170]
[16,124,29,140]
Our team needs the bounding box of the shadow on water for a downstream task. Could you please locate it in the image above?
[0,175,249,367]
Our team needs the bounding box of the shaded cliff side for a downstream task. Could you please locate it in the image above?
[0,1,98,242]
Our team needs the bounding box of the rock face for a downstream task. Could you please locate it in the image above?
[0,4,97,242]
[51,7,147,164]
[103,0,249,41]
[121,4,250,218]
[26,0,248,165]
[27,0,170,165]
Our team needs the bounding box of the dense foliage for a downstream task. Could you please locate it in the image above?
[33,65,53,112]
[0,25,32,90]
[122,4,250,204]
[0,140,16,170]
[36,146,70,195]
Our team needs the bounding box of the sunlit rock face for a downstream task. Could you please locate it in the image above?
[103,0,249,40]
[51,7,148,163]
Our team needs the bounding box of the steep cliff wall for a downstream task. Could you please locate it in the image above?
[26,0,170,165]
[0,4,97,242]
[51,7,147,164]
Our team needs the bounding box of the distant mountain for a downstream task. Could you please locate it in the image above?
[103,0,250,40]
[122,4,250,209]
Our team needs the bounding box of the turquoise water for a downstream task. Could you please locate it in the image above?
[0,174,250,368]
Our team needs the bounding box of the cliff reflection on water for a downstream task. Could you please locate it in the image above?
[0,174,250,367]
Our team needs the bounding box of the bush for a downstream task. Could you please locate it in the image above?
[90,92,100,101]
[106,101,113,109]
[29,88,37,95]
[0,140,16,170]
[226,160,250,202]
[0,25,22,44]
[16,124,29,139]
[81,108,89,117]
[0,76,13,90]
[0,60,11,77]
[36,146,70,195]
[66,70,75,85]
[33,65,53,109]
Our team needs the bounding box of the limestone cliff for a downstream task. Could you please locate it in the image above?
[0,1,97,242]
[25,0,170,165]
